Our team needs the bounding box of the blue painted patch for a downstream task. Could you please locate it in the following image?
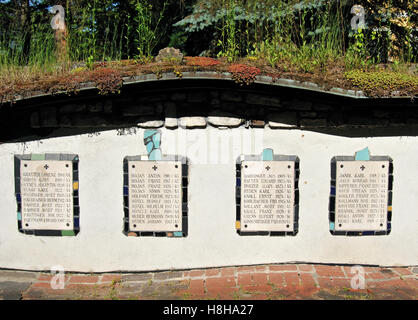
[144,129,157,140]
[330,187,336,196]
[149,149,162,161]
[123,186,129,196]
[236,178,241,187]
[329,222,335,230]
[144,129,162,160]
[17,212,22,221]
[16,194,21,202]
[262,148,274,161]
[74,218,79,228]
[355,147,370,161]
[173,232,183,237]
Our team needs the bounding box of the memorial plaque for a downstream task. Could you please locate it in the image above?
[19,160,74,231]
[335,161,389,231]
[238,159,298,234]
[128,161,183,232]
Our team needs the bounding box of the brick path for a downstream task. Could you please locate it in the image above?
[0,264,416,300]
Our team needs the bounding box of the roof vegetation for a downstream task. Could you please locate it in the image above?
[0,0,416,102]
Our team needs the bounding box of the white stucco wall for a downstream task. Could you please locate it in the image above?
[0,127,417,272]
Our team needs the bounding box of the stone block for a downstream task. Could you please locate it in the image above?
[220,91,242,102]
[246,94,281,107]
[207,112,244,128]
[179,117,207,128]
[286,99,312,111]
[30,112,40,128]
[59,103,86,114]
[40,107,58,127]
[122,105,155,116]
[137,120,164,128]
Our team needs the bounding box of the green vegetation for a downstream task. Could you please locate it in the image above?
[0,0,416,98]
[345,69,418,96]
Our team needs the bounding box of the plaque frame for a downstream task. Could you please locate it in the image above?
[14,153,80,236]
[123,155,188,238]
[329,156,393,236]
[235,154,300,236]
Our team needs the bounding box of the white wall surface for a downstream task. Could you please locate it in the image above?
[0,127,417,272]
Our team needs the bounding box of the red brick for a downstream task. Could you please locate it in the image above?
[32,281,55,289]
[331,278,352,288]
[252,273,268,285]
[183,271,190,278]
[299,273,317,288]
[317,277,334,289]
[284,273,300,288]
[314,265,345,278]
[270,264,297,272]
[255,265,267,272]
[237,266,255,273]
[247,293,269,300]
[205,268,220,277]
[268,273,284,286]
[206,287,237,298]
[37,274,53,281]
[392,268,414,276]
[101,275,121,283]
[298,264,314,272]
[189,279,205,296]
[366,272,395,280]
[69,275,99,284]
[372,279,408,289]
[317,277,352,289]
[221,267,236,277]
[242,284,273,293]
[37,274,70,282]
[343,266,378,275]
[66,283,95,289]
[402,278,418,288]
[190,270,205,277]
[238,274,252,286]
[206,277,236,290]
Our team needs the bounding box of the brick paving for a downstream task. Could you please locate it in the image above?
[0,264,416,300]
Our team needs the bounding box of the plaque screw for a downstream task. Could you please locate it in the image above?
[175,165,178,168]
[339,224,342,227]
[66,164,69,168]
[66,223,69,226]
[340,165,344,168]
[132,165,135,168]
[244,165,248,168]
[288,165,291,169]
[175,224,178,228]
[244,224,248,228]
[265,166,271,171]
[25,223,29,227]
[24,164,27,167]
[152,165,158,171]
[382,165,385,168]
[380,223,383,227]
[360,165,366,171]
[133,224,137,228]
[44,164,49,170]
[286,224,289,228]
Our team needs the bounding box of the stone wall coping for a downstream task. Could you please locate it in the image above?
[7,71,413,105]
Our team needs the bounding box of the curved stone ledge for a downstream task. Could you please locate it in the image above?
[5,71,395,105]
